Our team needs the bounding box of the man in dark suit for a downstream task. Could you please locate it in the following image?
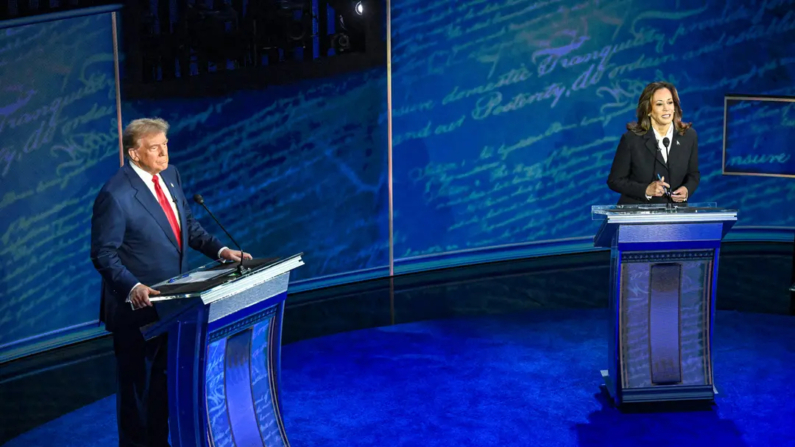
[90,118,251,447]
[607,81,700,205]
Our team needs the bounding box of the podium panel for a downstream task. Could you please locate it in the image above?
[140,255,303,447]
[593,204,736,405]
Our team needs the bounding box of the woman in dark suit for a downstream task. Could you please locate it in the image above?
[607,81,700,204]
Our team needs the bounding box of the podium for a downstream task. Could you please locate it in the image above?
[140,254,304,447]
[592,204,737,405]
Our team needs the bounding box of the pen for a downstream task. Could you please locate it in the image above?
[657,174,670,196]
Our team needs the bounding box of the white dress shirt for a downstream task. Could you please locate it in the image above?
[651,123,674,164]
[645,123,675,200]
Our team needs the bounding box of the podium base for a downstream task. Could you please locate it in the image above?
[600,370,716,405]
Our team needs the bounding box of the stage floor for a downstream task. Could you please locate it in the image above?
[4,308,794,447]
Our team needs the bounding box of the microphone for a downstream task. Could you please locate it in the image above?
[193,194,249,276]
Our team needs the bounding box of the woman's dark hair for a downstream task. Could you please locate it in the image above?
[626,81,692,136]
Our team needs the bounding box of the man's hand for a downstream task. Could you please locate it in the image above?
[220,248,253,262]
[671,186,689,202]
[130,284,160,310]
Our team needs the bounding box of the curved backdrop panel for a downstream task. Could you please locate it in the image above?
[0,7,122,361]
[391,0,795,272]
[8,0,795,363]
[122,68,390,287]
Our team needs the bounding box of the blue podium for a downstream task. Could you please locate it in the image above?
[593,204,737,405]
[141,254,304,447]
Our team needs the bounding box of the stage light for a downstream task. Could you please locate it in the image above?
[331,32,352,52]
[328,0,365,24]
[326,0,367,54]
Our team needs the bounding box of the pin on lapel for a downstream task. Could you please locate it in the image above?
[170,183,175,187]
[676,140,680,145]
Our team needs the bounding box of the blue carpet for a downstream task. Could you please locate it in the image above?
[4,309,795,446]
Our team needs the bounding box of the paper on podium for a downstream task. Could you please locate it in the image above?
[162,269,234,286]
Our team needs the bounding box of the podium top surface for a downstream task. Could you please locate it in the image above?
[147,253,304,304]
[592,202,737,224]
[592,204,738,248]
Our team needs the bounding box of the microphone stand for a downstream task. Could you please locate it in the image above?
[193,194,250,277]
[651,142,671,209]
[662,138,674,210]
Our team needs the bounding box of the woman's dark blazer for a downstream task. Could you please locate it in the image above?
[607,126,700,205]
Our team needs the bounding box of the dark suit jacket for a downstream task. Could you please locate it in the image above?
[90,163,224,332]
[607,127,700,204]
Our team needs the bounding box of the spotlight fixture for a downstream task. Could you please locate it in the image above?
[331,32,352,52]
[326,0,367,53]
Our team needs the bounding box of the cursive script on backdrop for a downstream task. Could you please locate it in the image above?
[0,13,121,350]
[391,0,795,260]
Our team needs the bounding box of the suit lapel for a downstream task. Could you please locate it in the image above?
[669,129,683,169]
[123,164,182,252]
[644,130,669,176]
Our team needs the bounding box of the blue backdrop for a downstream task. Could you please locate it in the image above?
[3,0,795,361]
[391,0,795,268]
[0,8,121,360]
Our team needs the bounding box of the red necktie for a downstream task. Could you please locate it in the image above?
[152,175,182,250]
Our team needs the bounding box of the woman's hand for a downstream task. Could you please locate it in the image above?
[645,176,670,197]
[671,186,688,202]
